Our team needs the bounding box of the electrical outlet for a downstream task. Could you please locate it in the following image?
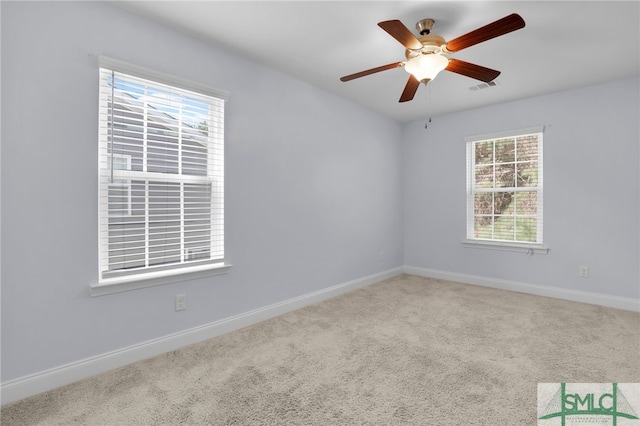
[175,294,186,311]
[579,265,589,278]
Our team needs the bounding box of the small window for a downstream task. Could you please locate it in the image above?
[466,127,543,246]
[97,58,228,286]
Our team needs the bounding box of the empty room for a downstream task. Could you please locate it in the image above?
[1,1,638,425]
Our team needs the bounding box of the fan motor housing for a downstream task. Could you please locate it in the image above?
[405,34,447,60]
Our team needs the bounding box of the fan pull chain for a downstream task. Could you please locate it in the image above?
[424,83,433,129]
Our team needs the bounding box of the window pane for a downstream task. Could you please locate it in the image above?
[475,165,494,188]
[474,216,493,239]
[517,135,538,161]
[108,182,130,216]
[147,121,180,174]
[515,191,537,215]
[130,181,146,216]
[184,183,212,260]
[493,216,514,241]
[475,141,493,165]
[182,136,208,176]
[495,163,515,188]
[516,217,537,242]
[474,193,493,215]
[494,192,514,215]
[495,138,515,163]
[148,182,181,266]
[107,230,145,271]
[108,156,129,171]
[111,103,144,172]
[107,180,146,271]
[516,161,538,187]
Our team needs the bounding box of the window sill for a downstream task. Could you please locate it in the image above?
[90,263,232,296]
[463,239,549,255]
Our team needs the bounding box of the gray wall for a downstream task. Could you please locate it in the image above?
[403,76,640,299]
[1,2,404,382]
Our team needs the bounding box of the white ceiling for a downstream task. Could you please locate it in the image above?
[114,1,639,123]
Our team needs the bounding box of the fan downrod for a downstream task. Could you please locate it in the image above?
[416,19,435,35]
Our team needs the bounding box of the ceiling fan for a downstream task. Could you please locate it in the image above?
[340,13,526,102]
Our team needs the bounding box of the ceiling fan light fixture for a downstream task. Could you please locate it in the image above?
[341,14,525,102]
[404,53,449,83]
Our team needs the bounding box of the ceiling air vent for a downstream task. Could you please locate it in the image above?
[469,80,499,91]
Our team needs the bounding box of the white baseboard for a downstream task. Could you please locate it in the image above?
[404,265,640,312]
[6,265,633,405]
[1,267,403,406]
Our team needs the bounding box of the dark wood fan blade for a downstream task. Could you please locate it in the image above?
[399,75,421,102]
[445,59,501,82]
[445,13,525,53]
[340,62,404,82]
[378,20,423,50]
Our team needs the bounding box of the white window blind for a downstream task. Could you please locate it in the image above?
[466,126,543,246]
[98,60,226,284]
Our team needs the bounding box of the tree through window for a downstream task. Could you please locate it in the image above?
[466,127,543,244]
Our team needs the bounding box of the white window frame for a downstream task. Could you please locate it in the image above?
[464,126,548,254]
[93,57,231,296]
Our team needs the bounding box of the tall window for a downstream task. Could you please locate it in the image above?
[466,127,543,245]
[98,58,227,285]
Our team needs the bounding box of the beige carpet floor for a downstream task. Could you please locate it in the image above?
[2,274,639,425]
